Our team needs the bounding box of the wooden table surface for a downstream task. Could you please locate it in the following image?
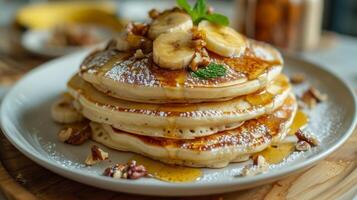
[0,28,356,200]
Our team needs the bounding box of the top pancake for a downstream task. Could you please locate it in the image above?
[79,39,283,103]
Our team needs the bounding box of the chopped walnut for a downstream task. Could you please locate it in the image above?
[58,128,72,142]
[295,129,319,146]
[149,9,160,19]
[240,155,269,176]
[134,49,145,59]
[192,27,205,40]
[103,160,148,180]
[124,33,152,53]
[189,27,210,71]
[290,73,306,84]
[301,91,317,109]
[308,87,328,102]
[126,22,149,37]
[85,145,109,166]
[58,124,91,145]
[190,51,210,71]
[295,140,311,151]
[301,87,327,109]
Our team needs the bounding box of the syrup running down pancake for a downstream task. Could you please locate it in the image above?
[90,94,297,168]
[79,40,283,103]
[68,74,291,139]
[50,4,300,171]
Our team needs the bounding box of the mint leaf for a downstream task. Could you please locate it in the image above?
[204,13,229,26]
[176,0,192,14]
[177,0,230,26]
[191,63,227,79]
[194,0,207,16]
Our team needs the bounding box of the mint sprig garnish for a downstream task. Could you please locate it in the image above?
[177,0,229,26]
[191,63,227,79]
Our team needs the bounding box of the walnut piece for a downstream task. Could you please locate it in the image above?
[301,91,317,109]
[290,73,306,84]
[126,22,149,36]
[104,160,148,180]
[57,124,91,145]
[295,129,319,146]
[295,140,311,151]
[149,9,160,19]
[85,145,109,166]
[240,155,269,176]
[189,51,210,71]
[309,87,328,102]
[58,128,72,142]
[134,49,145,59]
[301,87,327,109]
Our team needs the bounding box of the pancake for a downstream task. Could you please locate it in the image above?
[90,94,297,168]
[68,74,291,139]
[79,40,283,103]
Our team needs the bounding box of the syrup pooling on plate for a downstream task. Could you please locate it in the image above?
[132,155,202,182]
[289,110,309,135]
[255,143,295,164]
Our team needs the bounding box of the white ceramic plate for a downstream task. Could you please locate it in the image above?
[1,51,356,196]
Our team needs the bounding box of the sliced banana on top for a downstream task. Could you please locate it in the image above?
[51,93,83,124]
[148,12,193,40]
[153,31,195,70]
[198,21,246,57]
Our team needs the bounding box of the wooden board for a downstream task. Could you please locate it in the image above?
[0,130,355,200]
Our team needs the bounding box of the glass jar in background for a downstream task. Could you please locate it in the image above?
[234,0,323,52]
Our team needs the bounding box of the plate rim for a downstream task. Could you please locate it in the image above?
[1,52,356,196]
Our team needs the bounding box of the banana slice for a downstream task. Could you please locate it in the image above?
[51,93,83,124]
[198,21,246,57]
[148,12,193,40]
[153,31,195,70]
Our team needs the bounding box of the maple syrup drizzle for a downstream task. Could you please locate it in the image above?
[255,143,295,164]
[131,155,202,183]
[288,110,309,135]
[151,64,188,87]
[245,91,274,106]
[210,51,282,80]
[82,48,281,87]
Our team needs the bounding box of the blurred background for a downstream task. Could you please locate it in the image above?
[0,0,356,89]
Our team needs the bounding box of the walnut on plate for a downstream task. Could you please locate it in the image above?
[240,155,269,177]
[85,145,109,166]
[58,123,91,145]
[103,160,148,180]
[301,86,327,109]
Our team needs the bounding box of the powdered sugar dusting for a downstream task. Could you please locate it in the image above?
[81,50,118,73]
[105,54,160,87]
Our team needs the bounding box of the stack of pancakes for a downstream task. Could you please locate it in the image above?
[60,11,297,168]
